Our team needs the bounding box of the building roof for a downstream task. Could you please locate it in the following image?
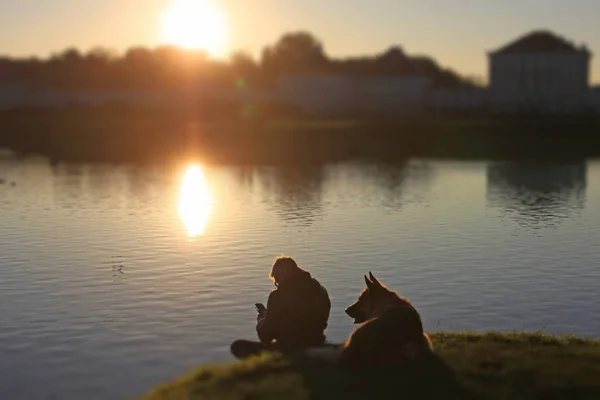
[491,30,589,55]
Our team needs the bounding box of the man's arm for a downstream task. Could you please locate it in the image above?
[256,290,283,344]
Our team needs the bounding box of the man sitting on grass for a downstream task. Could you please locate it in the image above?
[230,255,331,359]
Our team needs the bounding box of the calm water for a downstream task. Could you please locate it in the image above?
[1,155,600,399]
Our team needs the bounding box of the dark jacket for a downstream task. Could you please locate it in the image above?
[256,271,330,349]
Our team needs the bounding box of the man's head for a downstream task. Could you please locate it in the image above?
[269,255,305,287]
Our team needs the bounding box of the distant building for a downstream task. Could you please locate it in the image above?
[276,74,433,116]
[279,30,599,116]
[590,86,600,112]
[354,76,432,115]
[277,74,356,116]
[488,30,592,114]
[0,84,198,110]
[429,87,488,113]
[0,83,33,109]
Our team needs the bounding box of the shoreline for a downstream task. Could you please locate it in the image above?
[2,109,600,165]
[141,331,600,400]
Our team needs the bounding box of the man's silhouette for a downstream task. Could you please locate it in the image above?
[231,255,331,359]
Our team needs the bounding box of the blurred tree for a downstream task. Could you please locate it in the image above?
[0,32,473,90]
[261,31,328,76]
[230,51,260,87]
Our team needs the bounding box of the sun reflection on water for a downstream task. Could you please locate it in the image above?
[179,165,213,237]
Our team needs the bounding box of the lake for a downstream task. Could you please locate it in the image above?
[1,154,600,399]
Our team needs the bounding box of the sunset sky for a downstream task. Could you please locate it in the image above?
[2,0,600,83]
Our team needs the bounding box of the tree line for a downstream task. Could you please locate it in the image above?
[0,31,478,91]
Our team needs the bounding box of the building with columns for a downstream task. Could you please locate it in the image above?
[488,30,592,114]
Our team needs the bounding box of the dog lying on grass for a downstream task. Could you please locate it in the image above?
[306,272,432,367]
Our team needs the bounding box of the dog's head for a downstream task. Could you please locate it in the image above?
[345,272,410,324]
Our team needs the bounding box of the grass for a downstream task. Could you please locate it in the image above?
[141,332,600,400]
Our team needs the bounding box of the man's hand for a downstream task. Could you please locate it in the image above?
[256,291,279,344]
[255,303,267,322]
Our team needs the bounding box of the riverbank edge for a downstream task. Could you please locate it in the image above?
[141,331,600,400]
[2,111,600,164]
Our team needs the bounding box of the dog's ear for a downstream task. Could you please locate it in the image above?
[368,272,384,289]
[364,274,372,289]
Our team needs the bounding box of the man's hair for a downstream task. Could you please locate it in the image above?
[269,255,303,285]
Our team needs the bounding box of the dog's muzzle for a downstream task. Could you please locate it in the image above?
[345,305,367,324]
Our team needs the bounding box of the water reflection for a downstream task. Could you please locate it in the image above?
[51,163,85,189]
[178,165,213,237]
[48,163,87,210]
[231,166,255,190]
[486,161,587,229]
[254,161,433,225]
[361,161,433,210]
[257,166,325,227]
[50,163,157,210]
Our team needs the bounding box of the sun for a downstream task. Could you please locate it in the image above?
[160,0,227,56]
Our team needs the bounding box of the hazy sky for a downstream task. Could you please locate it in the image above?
[2,0,600,82]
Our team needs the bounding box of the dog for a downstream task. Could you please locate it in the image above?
[306,272,432,367]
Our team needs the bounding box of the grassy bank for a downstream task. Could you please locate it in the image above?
[2,108,600,164]
[141,332,600,400]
